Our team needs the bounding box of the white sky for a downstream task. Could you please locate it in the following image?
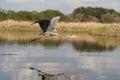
[1,0,120,14]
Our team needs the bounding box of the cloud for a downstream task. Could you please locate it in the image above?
[65,0,81,8]
[2,0,120,13]
[8,0,44,3]
[82,0,98,2]
[64,0,98,9]
[8,0,65,3]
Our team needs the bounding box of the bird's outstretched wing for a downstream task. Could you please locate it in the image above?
[47,16,60,33]
[31,20,50,33]
[50,16,60,29]
[39,20,50,33]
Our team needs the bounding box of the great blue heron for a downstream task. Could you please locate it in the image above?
[31,16,60,36]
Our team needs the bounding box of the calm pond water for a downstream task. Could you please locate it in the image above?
[0,31,120,80]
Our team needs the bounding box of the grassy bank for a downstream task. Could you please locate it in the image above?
[58,22,120,37]
[0,20,120,37]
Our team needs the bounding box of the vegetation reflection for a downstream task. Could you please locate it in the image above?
[0,31,120,52]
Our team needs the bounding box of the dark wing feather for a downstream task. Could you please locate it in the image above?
[31,20,50,33]
[39,20,50,33]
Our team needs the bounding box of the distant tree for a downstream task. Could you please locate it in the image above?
[70,13,84,22]
[14,11,33,21]
[101,13,113,23]
[7,10,15,19]
[0,9,7,20]
[101,11,120,23]
[6,10,68,21]
[112,13,120,23]
[71,7,120,23]
[37,10,67,21]
[83,15,99,22]
[0,7,120,23]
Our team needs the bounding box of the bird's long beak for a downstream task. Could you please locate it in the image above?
[29,67,35,70]
[31,22,37,25]
[29,67,42,72]
[31,23,34,25]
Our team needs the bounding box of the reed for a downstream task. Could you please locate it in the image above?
[0,20,40,32]
[57,22,120,37]
[0,20,120,37]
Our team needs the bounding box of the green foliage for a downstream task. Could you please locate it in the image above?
[71,7,107,22]
[101,13,113,23]
[0,9,7,21]
[0,8,68,21]
[0,7,120,23]
[36,10,67,21]
[12,11,33,21]
[71,7,120,23]
[8,9,67,21]
[101,13,120,23]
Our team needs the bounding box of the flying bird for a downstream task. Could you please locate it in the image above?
[31,16,60,36]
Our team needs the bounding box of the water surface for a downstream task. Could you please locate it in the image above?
[0,31,120,80]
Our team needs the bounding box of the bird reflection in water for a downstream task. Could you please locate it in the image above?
[29,67,80,80]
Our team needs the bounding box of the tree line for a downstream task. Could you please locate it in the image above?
[0,7,120,23]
